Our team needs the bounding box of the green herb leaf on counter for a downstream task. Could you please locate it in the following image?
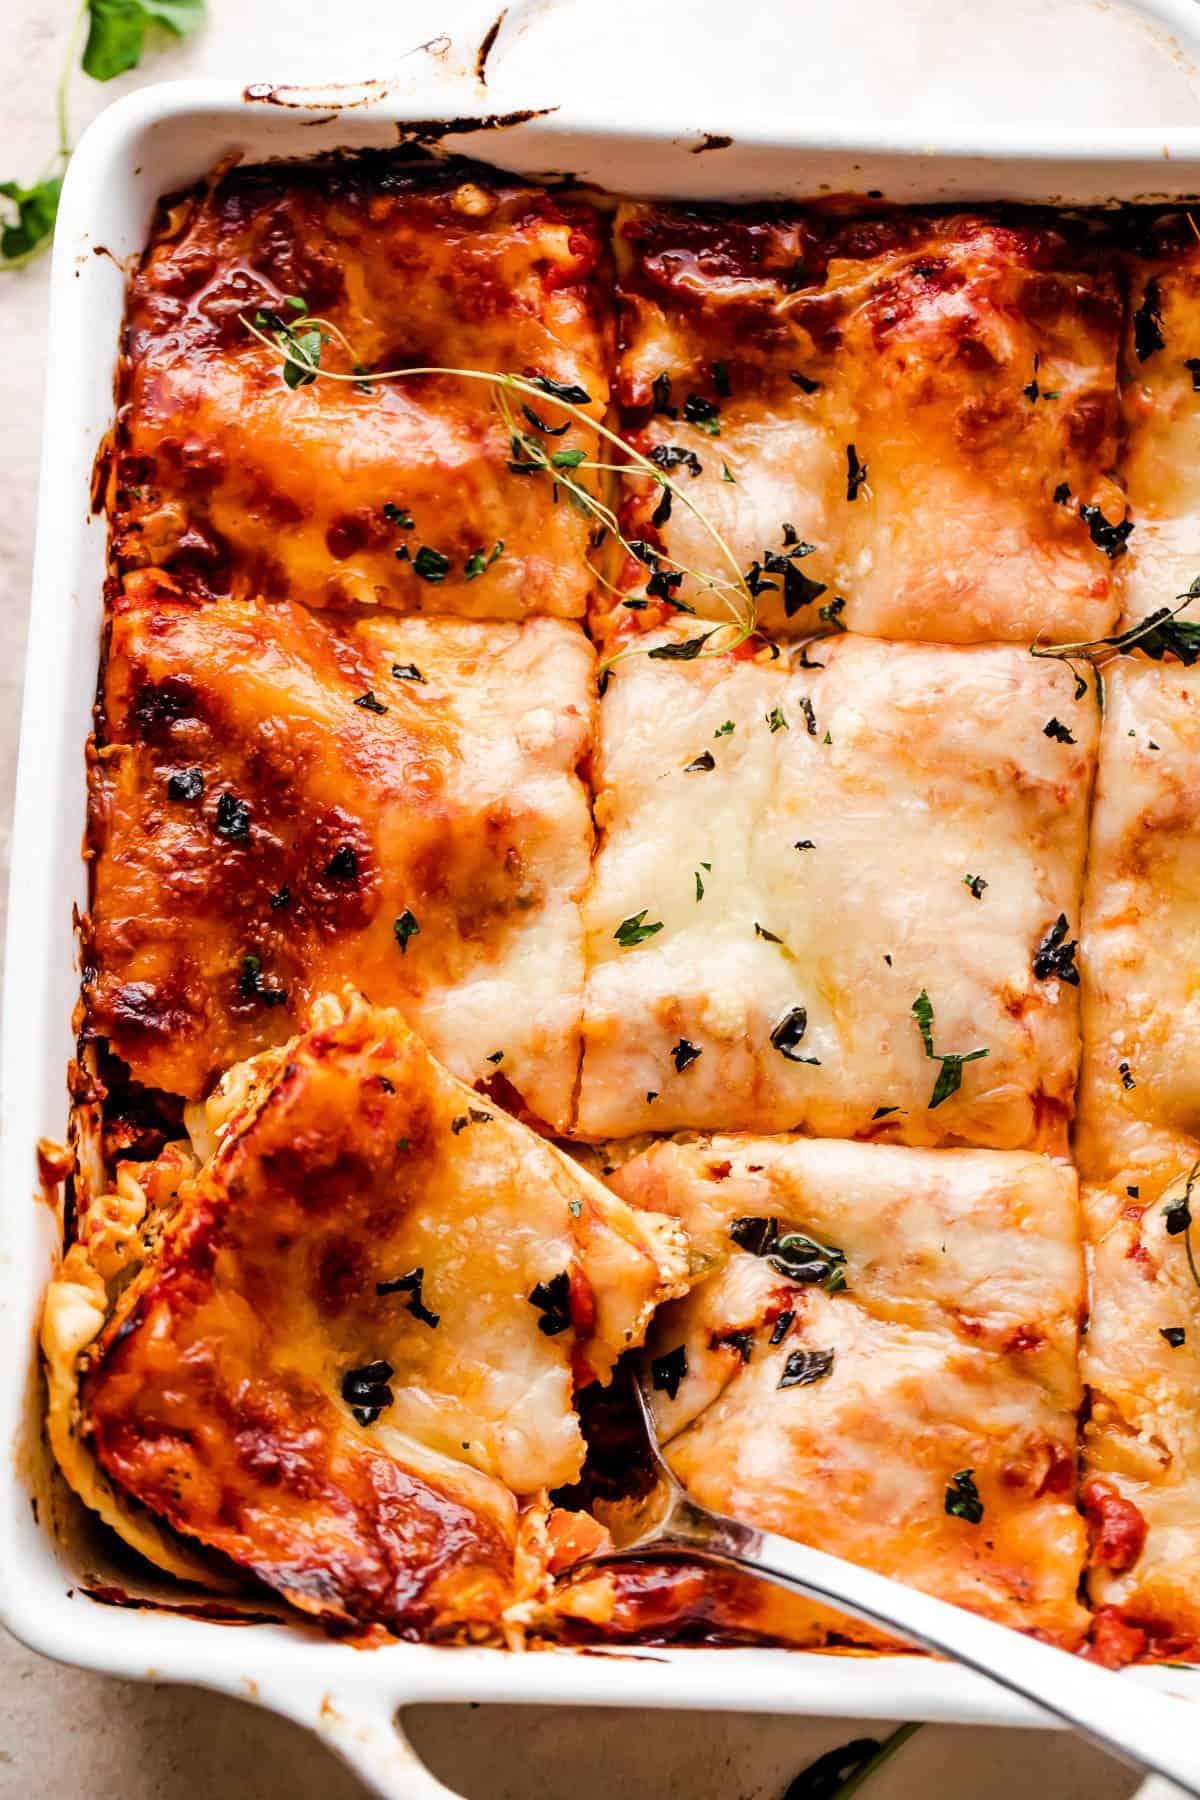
[0,176,63,266]
[83,0,205,81]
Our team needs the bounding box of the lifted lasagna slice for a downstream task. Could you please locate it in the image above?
[608,204,1124,646]
[86,585,593,1131]
[1076,658,1200,1192]
[111,155,611,619]
[44,994,687,1637]
[577,631,1096,1149]
[1118,215,1200,632]
[1080,1169,1200,1663]
[575,1135,1087,1649]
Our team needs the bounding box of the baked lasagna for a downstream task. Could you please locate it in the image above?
[41,151,1200,1664]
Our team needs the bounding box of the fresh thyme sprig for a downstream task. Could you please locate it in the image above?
[1030,581,1200,705]
[239,309,758,673]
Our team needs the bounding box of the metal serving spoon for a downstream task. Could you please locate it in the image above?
[582,1371,1200,1796]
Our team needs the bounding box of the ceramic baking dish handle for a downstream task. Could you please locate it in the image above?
[272,1684,462,1800]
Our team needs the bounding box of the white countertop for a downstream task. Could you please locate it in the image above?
[2,0,1198,1792]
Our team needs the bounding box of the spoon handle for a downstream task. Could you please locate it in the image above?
[674,1519,1200,1792]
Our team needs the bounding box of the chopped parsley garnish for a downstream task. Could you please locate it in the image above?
[714,720,735,737]
[342,1358,394,1426]
[238,953,287,1008]
[911,990,989,1109]
[167,767,204,802]
[695,861,710,902]
[672,1038,702,1072]
[532,374,592,405]
[944,1468,984,1524]
[684,750,716,772]
[846,444,868,501]
[778,1347,835,1389]
[1079,502,1134,560]
[648,632,715,661]
[214,792,251,840]
[798,696,817,737]
[391,662,425,683]
[651,1344,688,1400]
[682,394,721,436]
[963,874,988,899]
[767,705,789,733]
[375,1267,440,1329]
[528,1270,572,1335]
[614,910,664,948]
[759,1226,848,1290]
[354,690,388,714]
[324,845,358,881]
[393,909,420,953]
[1162,1163,1200,1296]
[1033,914,1079,986]
[464,541,503,580]
[794,839,815,852]
[648,444,702,478]
[1134,278,1165,361]
[755,922,785,945]
[383,503,414,529]
[769,1006,820,1065]
[1161,1326,1187,1348]
[872,1105,901,1120]
[412,545,451,583]
[1043,717,1075,744]
[722,462,736,483]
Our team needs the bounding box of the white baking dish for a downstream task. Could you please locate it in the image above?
[10,13,1200,1788]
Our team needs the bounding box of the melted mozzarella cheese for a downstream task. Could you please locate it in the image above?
[1119,222,1200,631]
[609,204,1124,647]
[1077,659,1200,1191]
[87,588,594,1129]
[1082,1172,1200,1647]
[578,631,1096,1148]
[605,1134,1087,1648]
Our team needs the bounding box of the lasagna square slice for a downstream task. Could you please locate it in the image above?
[608,203,1125,647]
[591,1134,1087,1649]
[86,583,594,1132]
[577,631,1096,1149]
[1076,658,1200,1192]
[43,994,688,1638]
[1118,215,1200,633]
[1081,1168,1200,1663]
[111,156,611,619]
